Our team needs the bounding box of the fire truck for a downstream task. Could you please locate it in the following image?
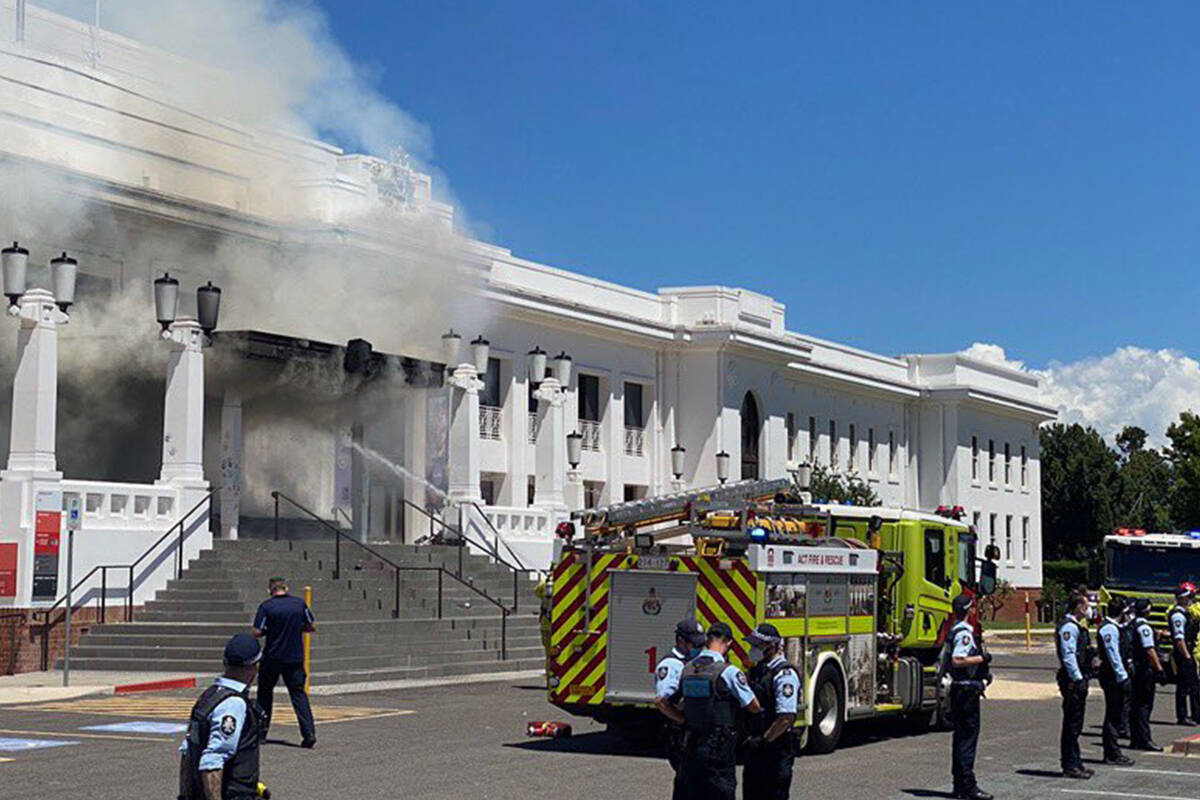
[1100,529,1200,631]
[544,477,997,754]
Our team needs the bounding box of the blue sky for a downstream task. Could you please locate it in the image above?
[317,2,1200,369]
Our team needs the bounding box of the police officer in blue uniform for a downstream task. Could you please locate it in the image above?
[676,621,762,800]
[1097,598,1135,765]
[179,633,266,800]
[947,593,993,800]
[653,618,706,780]
[1117,602,1136,738]
[1129,597,1166,751]
[742,623,800,800]
[1168,583,1200,725]
[1057,593,1095,780]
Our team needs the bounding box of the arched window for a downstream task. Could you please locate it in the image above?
[741,392,761,480]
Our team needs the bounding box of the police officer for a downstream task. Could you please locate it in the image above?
[1057,593,1095,780]
[1168,582,1200,725]
[179,633,266,800]
[252,576,316,747]
[1129,597,1167,751]
[947,593,993,800]
[653,618,706,781]
[1097,598,1135,766]
[741,623,800,800]
[1117,602,1136,739]
[676,621,762,800]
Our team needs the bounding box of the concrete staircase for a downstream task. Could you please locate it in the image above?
[64,536,544,685]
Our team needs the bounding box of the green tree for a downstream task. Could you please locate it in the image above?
[807,464,881,506]
[1039,423,1119,559]
[1167,411,1200,530]
[1115,439,1174,531]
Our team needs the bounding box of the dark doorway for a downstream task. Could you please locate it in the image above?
[741,392,761,480]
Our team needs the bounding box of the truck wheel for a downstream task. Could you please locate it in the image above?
[806,662,845,754]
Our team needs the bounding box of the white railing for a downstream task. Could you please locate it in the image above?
[471,503,568,572]
[61,479,180,530]
[528,412,539,444]
[580,419,602,452]
[624,426,645,456]
[479,405,503,441]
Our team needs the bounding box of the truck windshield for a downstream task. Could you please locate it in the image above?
[1106,543,1200,590]
[958,533,976,589]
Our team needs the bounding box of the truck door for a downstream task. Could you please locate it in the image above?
[605,570,698,703]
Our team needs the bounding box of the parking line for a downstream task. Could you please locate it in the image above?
[1116,767,1200,778]
[1057,790,1197,800]
[0,727,171,744]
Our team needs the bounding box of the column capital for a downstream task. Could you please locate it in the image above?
[164,317,205,352]
[534,376,567,407]
[13,288,68,327]
[448,363,484,393]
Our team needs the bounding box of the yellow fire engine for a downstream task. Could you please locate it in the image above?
[544,478,995,754]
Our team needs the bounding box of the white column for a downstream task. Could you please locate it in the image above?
[157,318,207,487]
[218,389,242,539]
[565,467,584,512]
[533,377,567,512]
[4,289,66,479]
[447,365,483,502]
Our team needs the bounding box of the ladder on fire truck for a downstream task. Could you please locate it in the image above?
[572,477,793,537]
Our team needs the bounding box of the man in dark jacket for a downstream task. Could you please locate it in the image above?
[252,577,316,747]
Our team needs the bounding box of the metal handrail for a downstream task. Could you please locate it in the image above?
[35,488,218,670]
[465,501,547,580]
[271,491,512,658]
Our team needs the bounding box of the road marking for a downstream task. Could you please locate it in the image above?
[15,697,412,724]
[82,721,188,735]
[1114,767,1200,779]
[0,727,172,743]
[1058,790,1198,800]
[0,737,77,752]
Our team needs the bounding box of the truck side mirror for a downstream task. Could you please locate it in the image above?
[979,560,997,597]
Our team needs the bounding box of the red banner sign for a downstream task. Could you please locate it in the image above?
[34,511,61,556]
[0,543,16,598]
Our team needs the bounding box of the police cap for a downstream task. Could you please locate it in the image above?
[1107,596,1128,617]
[674,618,706,648]
[223,633,262,666]
[951,593,973,615]
[706,621,735,641]
[744,623,783,647]
[1134,597,1153,616]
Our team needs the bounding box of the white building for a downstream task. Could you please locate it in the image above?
[0,5,1054,615]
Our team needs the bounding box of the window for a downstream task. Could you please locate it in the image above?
[888,430,898,477]
[480,357,502,408]
[1004,443,1011,486]
[624,484,646,502]
[480,478,496,506]
[809,416,818,463]
[584,481,603,509]
[623,382,645,428]
[786,413,796,462]
[868,428,876,474]
[1020,445,1028,489]
[989,513,997,547]
[829,420,838,469]
[924,528,946,588]
[1005,515,1013,562]
[527,476,536,505]
[1022,516,1030,564]
[971,436,979,482]
[578,374,601,422]
[972,511,981,535]
[988,439,996,483]
[848,424,857,471]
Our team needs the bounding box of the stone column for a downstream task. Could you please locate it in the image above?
[157,318,207,487]
[218,389,242,539]
[447,364,483,503]
[4,289,66,479]
[565,467,585,512]
[533,377,567,512]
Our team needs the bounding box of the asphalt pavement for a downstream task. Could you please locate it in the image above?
[3,647,1200,799]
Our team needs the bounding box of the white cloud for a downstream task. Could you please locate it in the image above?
[964,343,1200,447]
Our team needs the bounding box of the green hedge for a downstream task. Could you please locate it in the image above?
[1043,559,1088,590]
